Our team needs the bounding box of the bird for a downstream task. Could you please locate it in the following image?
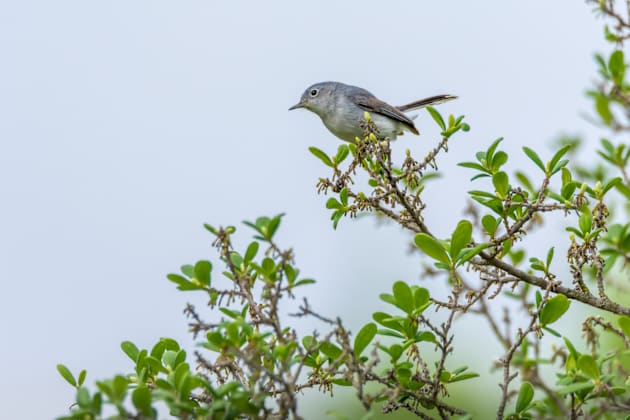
[289,81,457,143]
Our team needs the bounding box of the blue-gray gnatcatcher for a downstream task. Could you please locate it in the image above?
[289,81,457,142]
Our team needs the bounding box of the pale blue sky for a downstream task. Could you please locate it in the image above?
[0,1,609,418]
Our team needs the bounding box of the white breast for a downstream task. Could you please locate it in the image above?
[370,113,405,140]
[321,109,407,142]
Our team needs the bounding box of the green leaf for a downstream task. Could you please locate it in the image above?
[159,337,180,352]
[595,53,608,77]
[76,387,90,408]
[339,188,349,206]
[492,171,509,198]
[539,295,570,325]
[294,278,316,287]
[618,316,630,338]
[450,220,472,259]
[414,233,451,265]
[203,223,217,234]
[181,264,194,277]
[326,198,342,209]
[471,174,490,182]
[548,145,572,175]
[515,381,534,413]
[373,312,404,333]
[595,95,613,125]
[457,243,489,266]
[132,386,152,416]
[491,151,508,171]
[458,161,487,172]
[482,215,499,236]
[219,307,242,319]
[77,370,87,387]
[57,364,77,387]
[393,281,413,314]
[469,190,500,199]
[604,26,620,43]
[383,344,404,362]
[566,226,583,238]
[578,354,600,380]
[561,167,572,186]
[229,251,243,268]
[602,177,621,195]
[509,249,525,265]
[320,342,342,360]
[448,372,479,382]
[578,210,592,234]
[556,381,594,395]
[379,330,404,340]
[563,337,580,361]
[617,182,630,200]
[470,193,504,215]
[215,381,242,397]
[353,323,377,356]
[529,257,545,272]
[121,341,140,362]
[175,364,193,397]
[550,159,569,175]
[266,213,284,239]
[546,247,554,268]
[244,242,259,263]
[332,210,343,229]
[515,171,534,193]
[413,287,430,311]
[451,366,476,375]
[335,144,350,164]
[331,378,352,387]
[439,370,452,383]
[302,335,316,349]
[426,106,446,130]
[416,331,436,343]
[167,274,198,291]
[523,147,545,172]
[194,260,212,286]
[309,146,333,167]
[486,138,503,161]
[542,325,561,337]
[608,50,626,85]
[379,293,396,305]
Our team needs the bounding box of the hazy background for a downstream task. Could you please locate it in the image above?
[0,1,610,418]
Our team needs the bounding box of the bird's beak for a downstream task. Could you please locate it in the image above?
[288,101,304,111]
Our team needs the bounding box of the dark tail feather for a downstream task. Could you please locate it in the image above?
[396,94,458,112]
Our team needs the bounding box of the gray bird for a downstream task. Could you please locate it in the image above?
[289,81,457,143]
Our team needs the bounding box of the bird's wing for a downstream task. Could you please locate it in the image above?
[354,94,418,135]
[396,94,458,112]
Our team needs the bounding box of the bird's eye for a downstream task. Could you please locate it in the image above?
[309,89,319,97]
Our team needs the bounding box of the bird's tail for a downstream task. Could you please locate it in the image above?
[396,94,458,112]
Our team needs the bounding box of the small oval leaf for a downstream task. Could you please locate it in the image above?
[132,385,153,415]
[578,354,600,380]
[392,281,413,314]
[523,147,545,172]
[56,364,77,387]
[515,381,534,413]
[618,316,630,338]
[309,146,333,167]
[353,323,377,356]
[450,220,473,259]
[414,233,451,265]
[539,295,570,325]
